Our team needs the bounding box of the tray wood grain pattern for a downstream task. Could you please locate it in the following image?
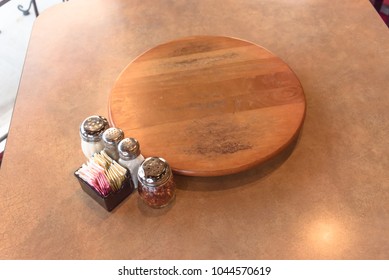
[109,36,306,176]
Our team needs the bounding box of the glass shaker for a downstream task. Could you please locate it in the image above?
[118,138,145,189]
[102,127,124,161]
[137,157,176,208]
[79,115,109,158]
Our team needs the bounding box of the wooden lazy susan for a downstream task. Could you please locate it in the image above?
[109,36,306,176]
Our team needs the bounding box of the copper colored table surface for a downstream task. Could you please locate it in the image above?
[0,0,388,259]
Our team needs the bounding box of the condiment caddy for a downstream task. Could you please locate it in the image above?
[75,115,176,211]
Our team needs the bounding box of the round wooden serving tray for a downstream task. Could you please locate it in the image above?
[109,36,306,176]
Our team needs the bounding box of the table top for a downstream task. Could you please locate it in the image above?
[1,0,388,259]
[109,35,306,176]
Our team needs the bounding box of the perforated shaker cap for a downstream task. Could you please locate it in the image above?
[80,115,109,142]
[102,127,124,145]
[137,157,172,187]
[118,138,141,160]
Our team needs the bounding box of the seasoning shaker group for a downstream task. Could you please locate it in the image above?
[78,115,176,209]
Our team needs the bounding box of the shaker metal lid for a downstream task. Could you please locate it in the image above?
[102,127,124,145]
[118,138,141,160]
[80,115,109,142]
[138,157,172,187]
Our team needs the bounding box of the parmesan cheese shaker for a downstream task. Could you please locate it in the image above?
[79,115,109,158]
[102,127,124,161]
[118,138,144,189]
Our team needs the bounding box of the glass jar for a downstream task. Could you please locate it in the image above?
[118,138,145,189]
[102,127,124,161]
[137,157,176,208]
[79,115,109,158]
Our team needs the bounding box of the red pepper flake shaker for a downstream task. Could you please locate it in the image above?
[137,157,176,208]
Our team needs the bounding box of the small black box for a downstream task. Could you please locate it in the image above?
[74,169,134,212]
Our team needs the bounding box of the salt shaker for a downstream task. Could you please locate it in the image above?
[137,157,176,208]
[118,138,144,189]
[79,115,109,158]
[102,127,124,161]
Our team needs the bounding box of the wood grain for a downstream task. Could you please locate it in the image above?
[109,36,306,176]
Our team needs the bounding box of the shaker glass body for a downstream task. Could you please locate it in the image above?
[119,154,144,189]
[81,140,105,158]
